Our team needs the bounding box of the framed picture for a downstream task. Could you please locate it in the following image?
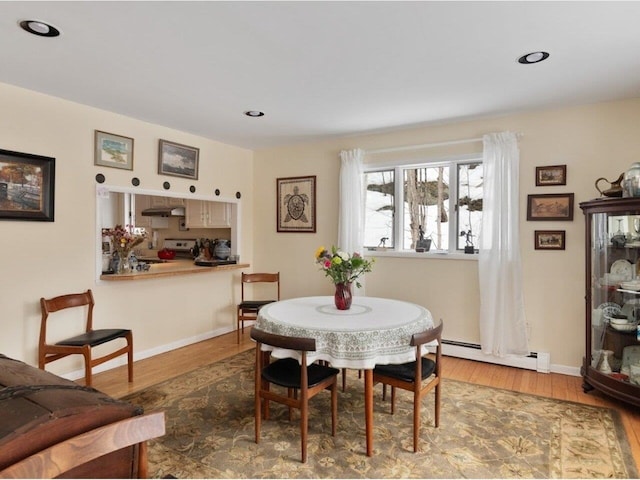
[535,164,566,186]
[277,175,316,233]
[534,230,566,250]
[0,148,55,221]
[527,193,574,221]
[94,130,134,170]
[158,139,199,180]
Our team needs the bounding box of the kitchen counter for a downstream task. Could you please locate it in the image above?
[100,259,250,281]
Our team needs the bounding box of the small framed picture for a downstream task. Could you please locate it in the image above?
[527,193,574,221]
[158,139,199,180]
[0,148,55,221]
[535,165,566,186]
[534,230,566,250]
[277,175,316,233]
[94,130,134,170]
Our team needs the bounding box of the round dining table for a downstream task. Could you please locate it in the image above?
[255,295,435,456]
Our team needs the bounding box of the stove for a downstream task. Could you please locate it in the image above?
[163,238,196,259]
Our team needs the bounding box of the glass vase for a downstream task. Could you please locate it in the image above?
[334,282,353,310]
[116,251,131,274]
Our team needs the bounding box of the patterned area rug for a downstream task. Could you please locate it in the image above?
[124,350,637,478]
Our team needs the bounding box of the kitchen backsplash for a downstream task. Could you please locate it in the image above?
[137,217,230,256]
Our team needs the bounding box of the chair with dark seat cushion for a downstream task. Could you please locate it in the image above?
[373,319,443,452]
[39,289,133,387]
[251,327,339,463]
[237,272,280,343]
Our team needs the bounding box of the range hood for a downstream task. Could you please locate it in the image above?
[141,206,186,217]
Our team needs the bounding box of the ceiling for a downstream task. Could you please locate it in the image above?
[2,1,640,150]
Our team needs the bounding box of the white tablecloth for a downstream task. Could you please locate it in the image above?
[255,296,435,369]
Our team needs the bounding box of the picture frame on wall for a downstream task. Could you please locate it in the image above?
[158,139,199,180]
[94,130,134,170]
[527,193,574,221]
[534,230,566,250]
[0,148,55,221]
[535,164,566,186]
[277,175,316,233]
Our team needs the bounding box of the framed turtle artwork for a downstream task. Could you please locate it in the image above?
[277,175,316,233]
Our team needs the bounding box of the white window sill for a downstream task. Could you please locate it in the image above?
[364,248,478,261]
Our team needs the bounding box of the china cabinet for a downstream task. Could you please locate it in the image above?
[580,197,640,407]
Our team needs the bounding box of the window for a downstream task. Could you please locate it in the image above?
[364,156,483,253]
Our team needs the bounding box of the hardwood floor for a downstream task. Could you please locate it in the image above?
[92,330,640,470]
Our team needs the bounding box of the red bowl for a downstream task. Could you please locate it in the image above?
[158,248,176,260]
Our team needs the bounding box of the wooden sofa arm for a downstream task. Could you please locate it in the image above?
[0,411,165,479]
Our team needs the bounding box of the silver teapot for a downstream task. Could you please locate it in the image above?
[624,162,640,197]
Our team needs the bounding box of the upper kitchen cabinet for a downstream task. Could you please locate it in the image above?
[150,196,185,207]
[134,194,151,228]
[133,194,177,229]
[185,200,231,228]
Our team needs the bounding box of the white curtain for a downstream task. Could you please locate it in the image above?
[338,148,365,292]
[478,132,530,357]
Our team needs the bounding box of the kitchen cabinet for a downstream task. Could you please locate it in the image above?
[185,200,231,228]
[133,195,151,228]
[133,195,170,229]
[150,196,185,207]
[580,197,640,407]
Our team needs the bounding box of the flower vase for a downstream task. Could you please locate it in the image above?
[117,251,131,274]
[334,282,353,310]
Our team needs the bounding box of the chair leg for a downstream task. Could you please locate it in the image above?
[413,390,421,453]
[331,381,337,436]
[126,331,134,382]
[382,383,387,401]
[300,397,308,463]
[435,383,441,428]
[255,393,261,445]
[83,348,92,387]
[390,386,396,414]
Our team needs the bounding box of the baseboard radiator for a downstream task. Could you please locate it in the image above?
[442,340,550,373]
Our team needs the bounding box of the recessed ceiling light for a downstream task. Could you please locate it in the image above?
[244,111,265,117]
[517,51,549,64]
[19,20,60,37]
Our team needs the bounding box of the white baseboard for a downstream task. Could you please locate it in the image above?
[61,330,582,381]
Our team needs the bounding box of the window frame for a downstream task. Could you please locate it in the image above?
[363,153,482,258]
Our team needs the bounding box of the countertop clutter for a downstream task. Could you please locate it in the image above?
[100,259,249,281]
[100,237,246,281]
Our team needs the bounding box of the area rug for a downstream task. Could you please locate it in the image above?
[123,350,638,479]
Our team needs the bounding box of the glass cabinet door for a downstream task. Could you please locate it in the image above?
[583,203,640,403]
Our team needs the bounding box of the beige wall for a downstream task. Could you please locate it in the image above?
[3,77,639,376]
[252,98,640,372]
[0,82,254,377]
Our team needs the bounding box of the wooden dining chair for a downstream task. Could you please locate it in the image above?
[237,272,280,343]
[373,319,443,452]
[39,289,133,387]
[0,411,165,479]
[250,327,339,463]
